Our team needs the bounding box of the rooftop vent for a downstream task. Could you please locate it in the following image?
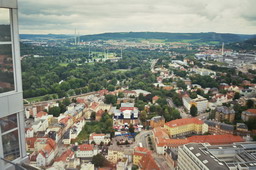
[203,160,208,164]
[189,147,194,150]
[196,153,201,157]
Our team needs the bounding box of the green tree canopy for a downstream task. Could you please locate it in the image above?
[190,105,198,117]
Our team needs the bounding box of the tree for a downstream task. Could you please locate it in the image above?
[177,80,187,90]
[246,99,254,109]
[48,106,61,117]
[118,92,124,98]
[129,124,135,133]
[62,97,71,106]
[105,94,117,105]
[91,141,96,145]
[233,92,240,100]
[90,112,96,120]
[107,84,115,91]
[91,154,109,167]
[190,105,198,117]
[140,111,147,124]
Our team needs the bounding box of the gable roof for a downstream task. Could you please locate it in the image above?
[165,118,203,128]
[139,151,160,170]
[77,144,94,151]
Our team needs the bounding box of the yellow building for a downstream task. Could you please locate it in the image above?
[164,118,208,138]
[107,145,125,163]
[133,147,151,166]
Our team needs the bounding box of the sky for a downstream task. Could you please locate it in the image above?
[15,0,256,35]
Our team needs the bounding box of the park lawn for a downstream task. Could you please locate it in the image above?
[26,96,45,103]
[26,94,57,103]
[112,69,129,73]
[59,63,69,67]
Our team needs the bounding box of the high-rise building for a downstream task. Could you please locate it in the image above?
[0,0,28,169]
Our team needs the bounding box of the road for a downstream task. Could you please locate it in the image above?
[24,91,97,106]
[166,98,175,108]
[131,130,152,148]
[151,59,159,73]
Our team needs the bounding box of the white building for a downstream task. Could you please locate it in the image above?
[182,95,208,113]
[89,133,111,145]
[75,144,98,158]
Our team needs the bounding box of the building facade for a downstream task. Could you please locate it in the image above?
[164,118,208,138]
[0,1,27,169]
[182,95,208,113]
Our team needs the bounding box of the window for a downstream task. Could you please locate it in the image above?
[0,114,20,161]
[0,8,15,94]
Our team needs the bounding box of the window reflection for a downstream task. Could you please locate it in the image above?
[0,44,14,93]
[0,8,11,42]
[0,114,17,133]
[2,130,20,161]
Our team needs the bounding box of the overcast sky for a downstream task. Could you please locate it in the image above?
[16,0,256,35]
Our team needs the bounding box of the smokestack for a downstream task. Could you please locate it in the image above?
[222,42,224,56]
[74,28,77,45]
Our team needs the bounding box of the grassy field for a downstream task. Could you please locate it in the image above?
[59,63,69,66]
[26,94,57,103]
[112,69,130,73]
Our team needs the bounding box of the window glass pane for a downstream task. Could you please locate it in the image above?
[0,8,11,42]
[2,130,20,161]
[0,44,14,93]
[0,114,17,133]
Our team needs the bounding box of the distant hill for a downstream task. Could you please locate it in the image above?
[20,34,73,41]
[79,32,255,44]
[226,37,256,51]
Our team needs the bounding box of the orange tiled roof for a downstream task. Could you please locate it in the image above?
[26,137,37,149]
[245,109,256,115]
[139,151,160,170]
[36,111,48,118]
[78,144,94,151]
[152,96,159,101]
[55,149,74,162]
[188,134,244,145]
[134,147,151,157]
[165,118,203,128]
[59,117,71,125]
[90,102,99,110]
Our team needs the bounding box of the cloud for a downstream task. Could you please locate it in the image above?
[12,0,256,34]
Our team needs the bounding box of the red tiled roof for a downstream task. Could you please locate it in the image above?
[55,149,74,162]
[78,144,94,151]
[245,109,256,115]
[139,152,160,170]
[188,134,244,145]
[36,111,48,118]
[134,147,151,157]
[76,98,85,104]
[90,102,99,110]
[59,117,71,125]
[152,96,159,101]
[96,109,104,117]
[165,118,203,128]
[26,137,37,149]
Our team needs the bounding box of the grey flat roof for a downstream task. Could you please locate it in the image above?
[185,143,229,170]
